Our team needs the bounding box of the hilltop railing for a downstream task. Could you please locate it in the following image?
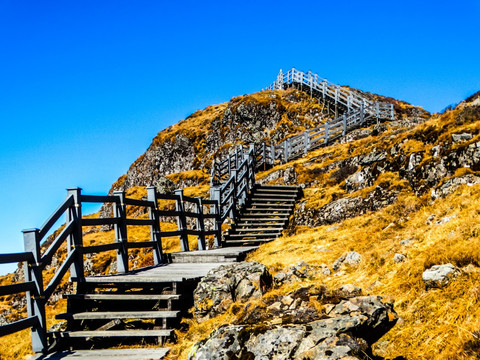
[210,69,396,218]
[0,186,222,352]
[265,68,394,120]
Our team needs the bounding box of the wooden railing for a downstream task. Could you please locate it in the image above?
[0,186,222,352]
[265,68,394,120]
[210,144,256,222]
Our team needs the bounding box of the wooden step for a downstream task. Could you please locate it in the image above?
[245,208,292,212]
[247,202,293,211]
[225,233,280,239]
[255,185,301,190]
[233,228,284,232]
[250,198,296,202]
[239,215,290,220]
[54,329,173,338]
[28,348,170,360]
[224,239,277,245]
[63,294,181,301]
[252,193,298,198]
[235,223,286,228]
[56,311,179,320]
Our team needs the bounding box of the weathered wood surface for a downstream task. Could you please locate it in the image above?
[85,262,229,283]
[29,348,169,359]
[56,311,179,320]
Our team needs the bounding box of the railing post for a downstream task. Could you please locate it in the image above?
[262,142,267,170]
[303,131,310,156]
[195,197,206,250]
[175,189,189,252]
[22,228,47,353]
[212,200,222,248]
[66,188,84,282]
[147,186,163,265]
[113,191,128,273]
[271,144,275,165]
[324,122,330,145]
[342,114,347,136]
[230,169,237,219]
[360,103,365,125]
[283,140,289,163]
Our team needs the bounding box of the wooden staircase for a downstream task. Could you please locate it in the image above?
[224,184,301,246]
[52,279,184,351]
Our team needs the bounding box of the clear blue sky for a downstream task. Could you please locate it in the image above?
[0,0,479,273]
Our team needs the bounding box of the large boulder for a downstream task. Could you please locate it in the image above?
[189,286,398,360]
[193,261,272,322]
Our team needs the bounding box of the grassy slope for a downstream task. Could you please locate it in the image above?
[169,96,480,359]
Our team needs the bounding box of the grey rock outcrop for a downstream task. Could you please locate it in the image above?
[333,252,362,271]
[193,262,272,322]
[189,288,398,360]
[423,264,461,289]
[431,174,480,200]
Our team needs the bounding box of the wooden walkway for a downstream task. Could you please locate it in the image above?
[28,247,257,360]
[30,348,169,360]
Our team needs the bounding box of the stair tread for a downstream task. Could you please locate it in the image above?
[226,233,280,238]
[239,216,290,219]
[233,228,284,232]
[29,348,170,360]
[55,329,173,338]
[245,208,292,211]
[56,311,179,320]
[225,239,276,245]
[63,294,180,301]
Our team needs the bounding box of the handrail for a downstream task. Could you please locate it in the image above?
[0,184,223,352]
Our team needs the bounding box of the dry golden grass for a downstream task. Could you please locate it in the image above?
[246,184,480,359]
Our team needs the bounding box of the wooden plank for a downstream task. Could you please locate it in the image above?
[29,348,170,360]
[0,316,38,337]
[81,195,119,203]
[123,198,155,207]
[126,241,155,249]
[82,218,120,226]
[83,242,120,254]
[63,294,180,301]
[124,218,155,226]
[56,310,179,320]
[44,248,77,300]
[0,252,33,264]
[40,220,75,269]
[56,329,172,337]
[0,281,35,296]
[38,195,74,239]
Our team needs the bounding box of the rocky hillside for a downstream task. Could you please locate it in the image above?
[167,91,480,359]
[3,82,480,360]
[110,87,426,192]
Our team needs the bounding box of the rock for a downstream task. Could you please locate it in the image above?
[361,150,387,165]
[408,152,423,171]
[283,166,298,185]
[452,133,473,142]
[400,238,413,246]
[189,291,398,360]
[337,284,362,298]
[155,176,176,194]
[431,174,480,199]
[345,168,372,192]
[193,262,272,321]
[394,253,407,263]
[423,264,461,289]
[273,261,321,286]
[435,214,457,225]
[333,252,362,271]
